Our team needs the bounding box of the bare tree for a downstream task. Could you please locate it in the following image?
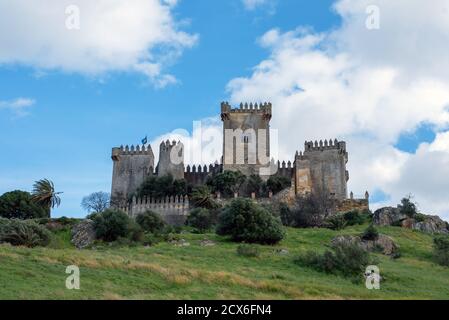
[81,192,110,213]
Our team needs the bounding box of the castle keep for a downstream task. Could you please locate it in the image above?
[111,102,360,219]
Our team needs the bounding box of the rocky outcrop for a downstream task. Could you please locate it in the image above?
[373,207,407,226]
[71,219,96,249]
[411,216,448,234]
[331,234,399,256]
[373,207,449,234]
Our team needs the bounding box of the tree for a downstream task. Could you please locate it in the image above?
[206,170,246,197]
[0,190,47,219]
[81,192,110,213]
[190,185,219,209]
[31,179,62,217]
[244,174,266,197]
[266,176,291,194]
[136,175,188,199]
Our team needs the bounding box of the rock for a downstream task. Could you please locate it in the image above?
[199,240,216,247]
[414,215,448,234]
[171,239,190,247]
[373,207,407,226]
[276,249,289,255]
[331,234,399,256]
[361,234,399,256]
[331,235,360,247]
[71,219,96,249]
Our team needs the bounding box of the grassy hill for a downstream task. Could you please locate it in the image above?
[1,224,449,300]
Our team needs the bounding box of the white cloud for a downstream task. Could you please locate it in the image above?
[0,0,198,87]
[242,0,272,11]
[225,0,449,219]
[0,98,36,117]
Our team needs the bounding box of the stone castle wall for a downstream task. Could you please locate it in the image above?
[111,145,154,206]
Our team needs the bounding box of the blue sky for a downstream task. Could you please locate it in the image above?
[1,0,449,219]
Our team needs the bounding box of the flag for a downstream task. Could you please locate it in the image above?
[141,136,148,145]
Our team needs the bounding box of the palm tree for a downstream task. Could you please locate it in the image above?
[191,186,218,210]
[31,179,62,217]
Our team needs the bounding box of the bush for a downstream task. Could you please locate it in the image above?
[361,224,379,241]
[325,214,347,230]
[127,220,144,242]
[433,235,449,267]
[295,242,372,278]
[92,209,132,242]
[266,176,291,195]
[135,211,166,234]
[186,208,214,233]
[343,210,370,226]
[398,196,418,218]
[0,218,51,247]
[216,198,285,244]
[0,190,48,219]
[279,203,294,227]
[236,244,261,258]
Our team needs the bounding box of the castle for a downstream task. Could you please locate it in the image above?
[111,102,362,220]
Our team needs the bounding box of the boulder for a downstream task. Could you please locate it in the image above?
[71,219,96,249]
[373,207,407,226]
[331,234,399,256]
[414,215,448,234]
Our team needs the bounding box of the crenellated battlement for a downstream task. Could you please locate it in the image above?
[160,139,183,151]
[185,162,222,174]
[112,144,154,160]
[304,139,346,153]
[220,101,272,116]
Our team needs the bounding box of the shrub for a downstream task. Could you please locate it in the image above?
[0,190,47,219]
[433,235,449,267]
[142,232,159,246]
[135,211,166,234]
[0,218,51,247]
[186,208,214,233]
[92,209,131,242]
[295,242,372,278]
[216,198,285,244]
[362,224,379,241]
[236,244,261,258]
[266,176,291,195]
[279,203,294,227]
[398,196,418,218]
[343,210,369,226]
[326,214,347,230]
[127,220,144,242]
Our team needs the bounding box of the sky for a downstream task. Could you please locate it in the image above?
[0,0,449,219]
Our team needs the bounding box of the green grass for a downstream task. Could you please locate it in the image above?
[1,224,449,300]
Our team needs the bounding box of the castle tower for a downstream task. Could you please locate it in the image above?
[221,102,272,177]
[157,140,185,180]
[295,139,349,200]
[111,145,155,206]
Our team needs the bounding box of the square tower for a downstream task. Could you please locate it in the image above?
[221,102,272,176]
